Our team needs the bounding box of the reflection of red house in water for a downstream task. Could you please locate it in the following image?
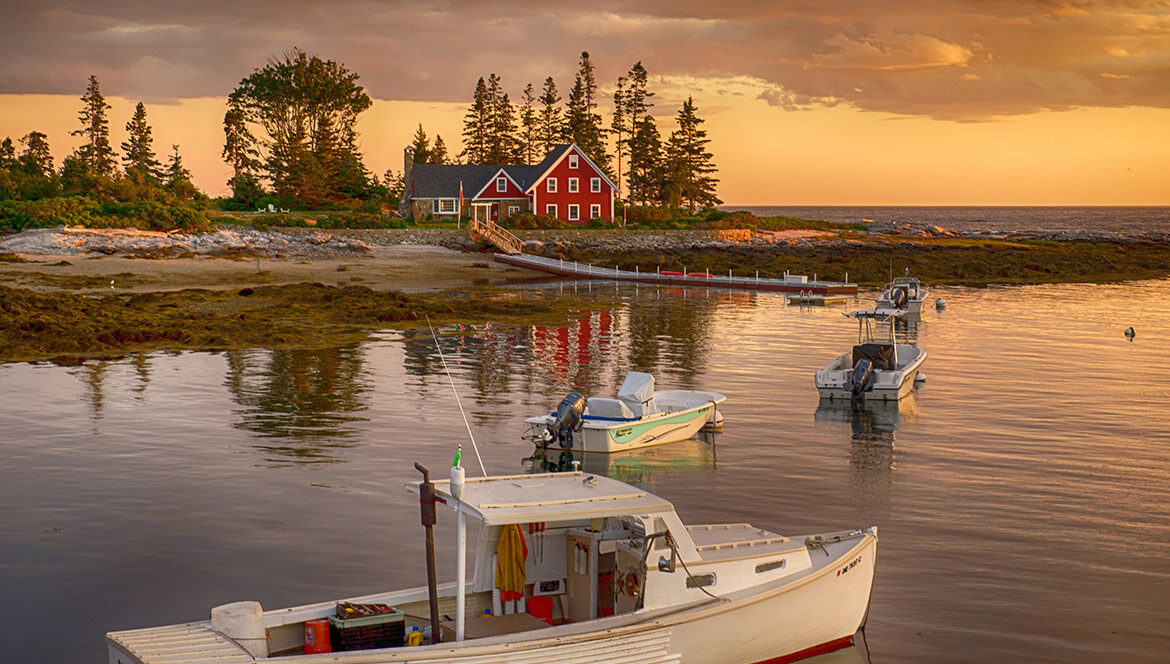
[531,311,615,387]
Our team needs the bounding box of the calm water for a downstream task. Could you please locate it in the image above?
[728,206,1170,235]
[3,280,1170,663]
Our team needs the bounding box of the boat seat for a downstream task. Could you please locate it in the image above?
[586,397,635,420]
[853,343,895,371]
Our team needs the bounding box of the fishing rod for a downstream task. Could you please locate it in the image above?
[425,315,486,476]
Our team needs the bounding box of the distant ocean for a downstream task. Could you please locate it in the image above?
[723,206,1170,235]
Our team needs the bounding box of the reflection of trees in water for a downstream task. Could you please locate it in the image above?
[624,291,716,388]
[71,360,109,421]
[224,346,371,465]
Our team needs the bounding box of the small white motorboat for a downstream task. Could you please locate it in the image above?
[108,465,877,664]
[876,276,928,314]
[525,372,725,453]
[815,309,927,403]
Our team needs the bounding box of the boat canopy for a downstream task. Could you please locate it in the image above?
[406,471,673,526]
[617,371,658,416]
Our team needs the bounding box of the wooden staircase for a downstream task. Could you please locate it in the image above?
[469,218,523,255]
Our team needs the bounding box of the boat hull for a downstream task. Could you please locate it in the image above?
[108,533,877,664]
[815,346,926,402]
[527,392,724,453]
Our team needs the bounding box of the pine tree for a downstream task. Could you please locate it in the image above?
[565,52,610,173]
[489,90,520,163]
[163,144,198,201]
[537,77,565,155]
[461,77,490,164]
[618,62,655,202]
[222,101,263,205]
[665,97,720,212]
[0,137,15,170]
[71,75,117,175]
[121,102,163,181]
[430,135,449,164]
[519,83,540,164]
[410,124,432,165]
[610,76,627,196]
[627,117,664,205]
[19,131,55,177]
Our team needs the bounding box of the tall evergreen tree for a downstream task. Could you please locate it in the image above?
[488,90,520,163]
[627,117,664,205]
[71,75,117,175]
[222,101,263,205]
[19,131,55,177]
[519,83,540,164]
[410,123,431,165]
[537,77,565,155]
[163,144,199,201]
[121,102,162,181]
[610,76,627,196]
[565,51,610,174]
[665,97,720,212]
[430,135,449,164]
[461,77,490,164]
[0,137,15,170]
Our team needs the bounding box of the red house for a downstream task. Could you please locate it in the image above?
[402,144,617,224]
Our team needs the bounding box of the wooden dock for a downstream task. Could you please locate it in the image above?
[494,253,857,294]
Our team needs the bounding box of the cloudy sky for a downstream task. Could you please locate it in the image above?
[2,0,1168,204]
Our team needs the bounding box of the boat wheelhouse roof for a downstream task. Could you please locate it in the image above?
[891,276,920,284]
[406,471,673,525]
[844,308,905,320]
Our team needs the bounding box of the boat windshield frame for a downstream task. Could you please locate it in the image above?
[845,309,899,352]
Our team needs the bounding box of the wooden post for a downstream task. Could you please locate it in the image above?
[414,463,441,643]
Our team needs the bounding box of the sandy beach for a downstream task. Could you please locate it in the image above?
[1,244,532,294]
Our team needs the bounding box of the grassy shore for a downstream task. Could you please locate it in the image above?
[557,236,1170,287]
[0,283,583,363]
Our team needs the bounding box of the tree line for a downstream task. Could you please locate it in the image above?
[1,75,200,204]
[439,52,720,212]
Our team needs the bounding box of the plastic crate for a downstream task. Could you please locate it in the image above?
[328,610,404,651]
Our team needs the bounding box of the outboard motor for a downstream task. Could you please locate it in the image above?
[890,287,908,309]
[849,358,875,404]
[550,392,586,449]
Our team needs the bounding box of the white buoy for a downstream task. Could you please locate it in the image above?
[915,372,926,382]
[935,298,946,309]
[211,601,268,658]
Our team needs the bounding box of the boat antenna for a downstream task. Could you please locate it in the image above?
[425,315,487,477]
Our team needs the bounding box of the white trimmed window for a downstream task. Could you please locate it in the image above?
[546,177,557,193]
[496,176,507,192]
[569,154,579,169]
[508,205,520,216]
[591,177,601,193]
[590,204,601,220]
[545,204,557,217]
[568,177,579,193]
[568,204,580,221]
[433,199,456,214]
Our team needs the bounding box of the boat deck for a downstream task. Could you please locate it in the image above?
[108,621,256,664]
[686,524,801,562]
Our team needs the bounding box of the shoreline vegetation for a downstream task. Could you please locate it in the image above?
[3,213,1169,362]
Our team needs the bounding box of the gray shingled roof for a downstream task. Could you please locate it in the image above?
[408,145,572,199]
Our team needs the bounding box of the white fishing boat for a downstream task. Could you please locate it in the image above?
[875,276,928,314]
[524,372,725,453]
[815,309,927,403]
[107,466,878,664]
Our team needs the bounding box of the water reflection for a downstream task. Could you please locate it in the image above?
[70,360,109,422]
[224,346,371,464]
[523,433,719,484]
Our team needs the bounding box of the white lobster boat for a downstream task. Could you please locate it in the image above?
[107,468,877,664]
[525,372,725,453]
[816,309,927,403]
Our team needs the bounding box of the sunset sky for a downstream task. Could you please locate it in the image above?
[1,1,1168,205]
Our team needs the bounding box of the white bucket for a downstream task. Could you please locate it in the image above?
[211,601,268,658]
